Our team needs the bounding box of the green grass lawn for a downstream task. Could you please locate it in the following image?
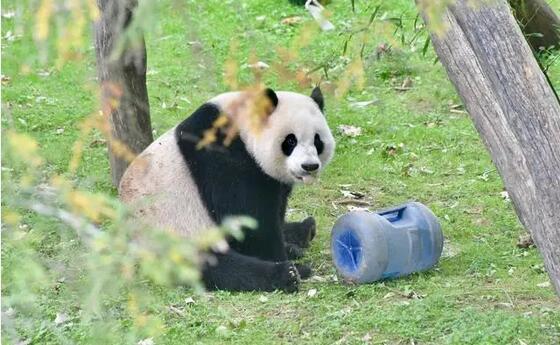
[2,0,560,344]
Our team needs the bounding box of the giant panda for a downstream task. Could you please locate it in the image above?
[119,87,335,292]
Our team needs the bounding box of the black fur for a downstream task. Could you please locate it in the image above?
[265,88,279,108]
[281,134,297,156]
[176,102,309,292]
[314,134,324,155]
[310,86,324,112]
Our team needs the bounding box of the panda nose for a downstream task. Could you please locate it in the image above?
[302,163,319,172]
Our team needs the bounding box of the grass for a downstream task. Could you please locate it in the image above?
[2,0,560,344]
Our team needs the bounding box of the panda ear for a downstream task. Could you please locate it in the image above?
[310,86,324,112]
[264,88,279,109]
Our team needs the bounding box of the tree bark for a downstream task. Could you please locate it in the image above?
[95,0,153,188]
[418,0,560,296]
[510,0,560,51]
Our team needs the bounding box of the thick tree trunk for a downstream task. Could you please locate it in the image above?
[510,0,560,50]
[95,0,153,188]
[418,0,560,296]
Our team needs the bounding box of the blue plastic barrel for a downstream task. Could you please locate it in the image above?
[331,202,444,283]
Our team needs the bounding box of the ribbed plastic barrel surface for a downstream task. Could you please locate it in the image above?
[331,202,443,284]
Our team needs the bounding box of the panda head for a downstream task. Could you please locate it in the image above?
[240,87,335,185]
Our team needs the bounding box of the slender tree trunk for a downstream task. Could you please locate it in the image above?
[510,0,560,50]
[418,0,560,296]
[95,0,153,188]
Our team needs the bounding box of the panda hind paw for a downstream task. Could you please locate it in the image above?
[295,263,312,279]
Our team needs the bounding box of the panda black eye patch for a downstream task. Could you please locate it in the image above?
[281,134,298,156]
[314,133,324,155]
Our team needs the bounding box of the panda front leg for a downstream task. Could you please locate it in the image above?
[202,249,300,292]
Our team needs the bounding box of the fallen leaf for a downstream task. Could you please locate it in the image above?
[464,206,483,215]
[37,70,51,77]
[243,61,269,70]
[405,290,425,299]
[350,100,378,108]
[258,295,268,303]
[1,74,11,85]
[307,288,317,297]
[497,302,513,309]
[281,16,303,25]
[336,199,371,207]
[383,145,398,157]
[500,191,510,202]
[215,325,230,337]
[401,77,413,88]
[346,205,370,212]
[168,305,185,316]
[516,234,534,248]
[420,167,434,175]
[89,138,106,147]
[229,318,247,329]
[383,292,395,299]
[137,338,154,345]
[4,30,18,41]
[394,78,413,91]
[424,119,443,128]
[54,312,69,326]
[449,103,467,114]
[4,307,15,317]
[2,11,15,18]
[339,190,365,199]
[338,125,362,137]
[478,171,490,181]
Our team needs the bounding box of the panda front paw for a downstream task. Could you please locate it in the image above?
[284,217,317,248]
[272,261,300,293]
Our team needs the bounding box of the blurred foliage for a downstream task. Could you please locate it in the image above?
[2,127,255,343]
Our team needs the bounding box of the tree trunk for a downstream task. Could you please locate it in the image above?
[95,0,153,188]
[510,0,560,51]
[418,0,560,296]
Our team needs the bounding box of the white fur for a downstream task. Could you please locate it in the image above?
[119,128,215,237]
